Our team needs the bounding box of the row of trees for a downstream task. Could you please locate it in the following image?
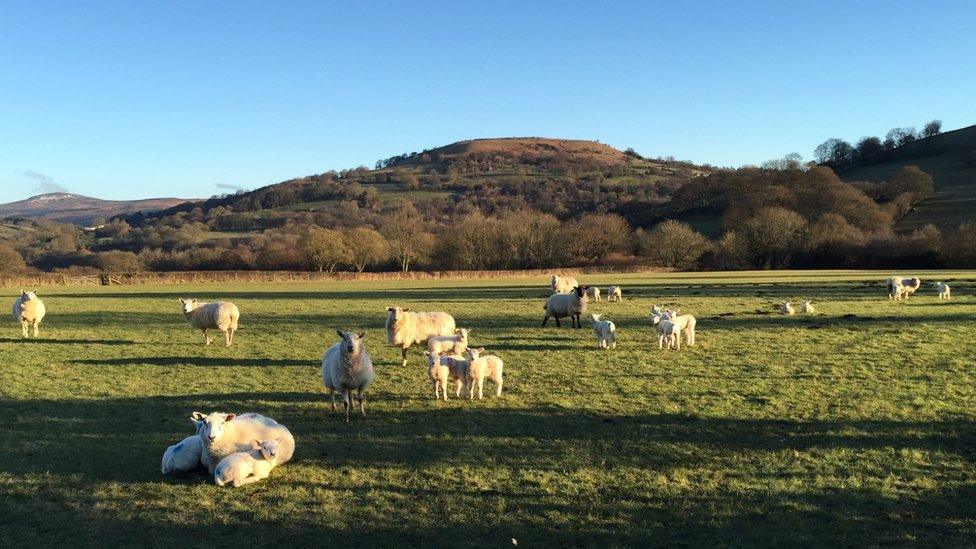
[815,119,943,168]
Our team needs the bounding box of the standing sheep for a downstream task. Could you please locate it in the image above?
[887,276,921,301]
[12,290,46,339]
[664,309,697,347]
[213,438,283,488]
[441,354,472,399]
[800,300,816,314]
[779,301,795,315]
[550,274,579,294]
[606,286,622,302]
[935,282,951,300]
[465,348,504,399]
[179,298,240,346]
[190,411,295,475]
[590,314,617,350]
[424,350,452,401]
[427,328,471,356]
[385,307,456,367]
[656,318,680,350]
[322,330,374,422]
[542,286,589,328]
[586,287,602,302]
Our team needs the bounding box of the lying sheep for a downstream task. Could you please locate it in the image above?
[779,301,795,315]
[543,286,589,328]
[161,429,204,476]
[935,282,951,300]
[465,348,504,399]
[12,290,46,339]
[213,438,283,488]
[180,298,240,346]
[550,274,579,294]
[586,287,602,302]
[322,330,374,422]
[887,276,921,301]
[386,307,456,367]
[800,300,816,314]
[191,411,295,475]
[590,314,617,350]
[606,286,623,302]
[427,328,471,356]
[424,350,452,401]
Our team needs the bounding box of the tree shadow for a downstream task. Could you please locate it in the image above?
[69,357,313,368]
[0,337,136,345]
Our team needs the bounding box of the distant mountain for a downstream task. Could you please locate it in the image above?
[385,137,636,170]
[0,193,190,225]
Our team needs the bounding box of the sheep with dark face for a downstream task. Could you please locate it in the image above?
[543,286,589,328]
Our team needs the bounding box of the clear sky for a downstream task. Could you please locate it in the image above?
[1,1,973,203]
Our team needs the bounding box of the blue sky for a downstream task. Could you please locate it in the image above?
[1,1,973,203]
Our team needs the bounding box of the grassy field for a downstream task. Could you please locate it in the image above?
[1,270,975,546]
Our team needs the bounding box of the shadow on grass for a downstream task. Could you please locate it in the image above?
[0,337,136,345]
[70,357,313,367]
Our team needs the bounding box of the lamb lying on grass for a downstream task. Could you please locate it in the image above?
[590,314,617,350]
[322,330,374,422]
[800,300,816,314]
[191,411,295,475]
[213,438,283,488]
[386,306,456,367]
[465,348,504,399]
[935,282,951,300]
[779,301,795,315]
[180,298,240,346]
[161,429,204,476]
[12,290,45,339]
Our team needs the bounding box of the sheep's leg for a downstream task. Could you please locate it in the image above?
[455,379,463,397]
[495,376,503,396]
[553,316,561,328]
[359,389,366,418]
[202,329,213,345]
[20,320,28,338]
[542,314,549,327]
[401,347,409,367]
[228,327,236,346]
[478,378,484,399]
[32,322,39,338]
[432,380,439,399]
[343,389,351,422]
[330,389,338,412]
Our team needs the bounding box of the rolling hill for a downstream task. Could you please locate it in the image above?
[0,193,191,225]
[838,124,976,230]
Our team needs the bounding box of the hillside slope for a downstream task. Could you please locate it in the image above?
[0,193,190,225]
[839,124,976,230]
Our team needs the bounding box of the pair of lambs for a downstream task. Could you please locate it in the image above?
[779,301,815,315]
[161,411,295,487]
[425,348,504,400]
[12,289,45,338]
[650,306,696,350]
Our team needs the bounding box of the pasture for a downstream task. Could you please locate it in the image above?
[1,270,975,546]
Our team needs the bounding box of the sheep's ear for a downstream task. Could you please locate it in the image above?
[224,414,236,422]
[424,351,430,356]
[403,307,410,311]
[357,332,366,339]
[387,307,395,312]
[179,298,186,304]
[190,411,205,421]
[21,289,27,296]
[251,440,261,449]
[478,347,485,353]
[336,330,344,338]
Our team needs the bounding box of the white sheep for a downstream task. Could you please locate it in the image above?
[213,437,283,488]
[386,306,456,367]
[465,348,504,399]
[800,300,816,314]
[161,430,204,476]
[12,290,46,339]
[606,286,622,302]
[441,354,472,398]
[179,298,240,346]
[656,318,680,350]
[586,286,602,302]
[663,309,697,347]
[590,314,617,350]
[190,411,295,475]
[424,350,452,401]
[322,330,374,422]
[427,328,471,355]
[550,274,579,294]
[887,276,921,301]
[935,282,951,300]
[779,301,795,315]
[543,286,589,328]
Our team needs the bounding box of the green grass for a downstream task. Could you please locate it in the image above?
[2,270,976,546]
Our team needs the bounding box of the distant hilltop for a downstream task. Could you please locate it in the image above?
[0,192,191,225]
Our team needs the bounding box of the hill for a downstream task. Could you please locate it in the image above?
[838,124,976,231]
[0,193,190,225]
[385,137,634,170]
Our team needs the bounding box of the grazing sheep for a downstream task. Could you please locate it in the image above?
[606,286,623,302]
[12,290,46,339]
[213,438,283,488]
[441,354,471,398]
[542,286,589,328]
[179,298,240,346]
[427,328,471,356]
[779,301,795,315]
[664,309,697,347]
[161,429,204,476]
[465,348,504,399]
[590,314,617,350]
[385,307,456,367]
[935,282,951,300]
[424,351,452,401]
[800,300,816,314]
[887,276,921,301]
[322,330,374,422]
[550,274,579,294]
[191,411,295,475]
[586,287,602,302]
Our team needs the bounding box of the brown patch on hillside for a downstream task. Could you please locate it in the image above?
[396,137,632,170]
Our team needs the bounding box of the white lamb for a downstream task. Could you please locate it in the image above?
[322,330,374,422]
[590,314,617,350]
[12,290,46,339]
[213,438,283,488]
[606,286,622,302]
[934,282,951,300]
[586,287,602,302]
[191,411,295,475]
[179,298,240,346]
[800,300,816,314]
[161,430,204,476]
[779,301,795,315]
[543,286,589,328]
[386,306,456,367]
[427,328,471,355]
[440,354,472,398]
[424,350,452,401]
[550,274,579,294]
[465,348,504,399]
[663,309,697,347]
[657,318,680,350]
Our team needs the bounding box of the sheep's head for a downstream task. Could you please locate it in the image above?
[386,306,410,323]
[591,313,602,323]
[455,328,470,343]
[466,347,486,361]
[424,351,436,367]
[253,437,282,461]
[20,289,38,301]
[179,298,198,314]
[336,330,366,354]
[191,411,236,443]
